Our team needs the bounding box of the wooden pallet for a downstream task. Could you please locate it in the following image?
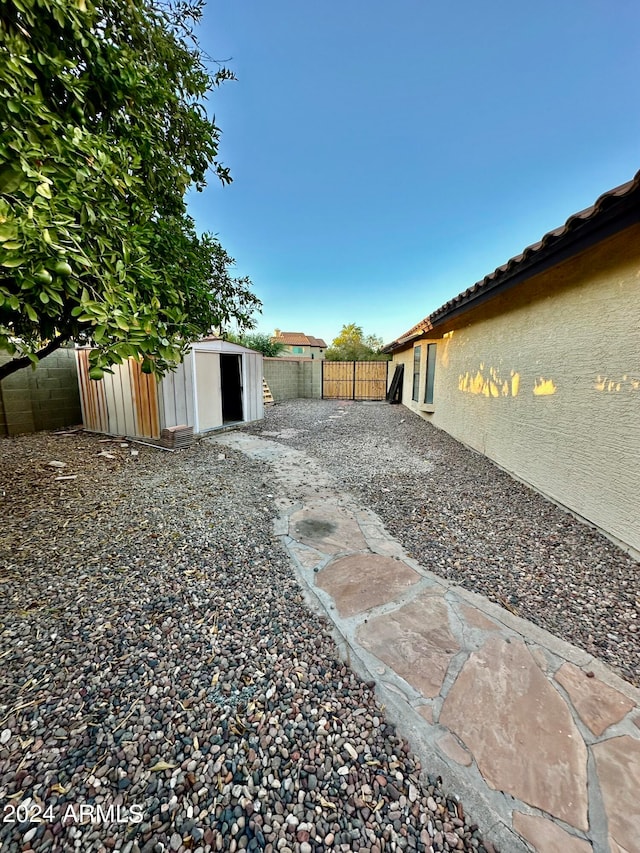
[263,377,275,405]
[386,363,404,403]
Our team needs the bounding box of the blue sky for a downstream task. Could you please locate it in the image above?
[188,0,640,346]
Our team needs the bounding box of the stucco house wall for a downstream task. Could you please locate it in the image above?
[272,331,327,360]
[278,343,326,360]
[390,222,640,557]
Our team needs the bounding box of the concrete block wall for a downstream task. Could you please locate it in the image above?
[0,348,82,436]
[263,358,322,401]
[302,360,322,399]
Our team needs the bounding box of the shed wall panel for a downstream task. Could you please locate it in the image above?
[110,363,136,436]
[76,350,109,433]
[157,369,175,430]
[129,360,159,438]
[158,359,194,430]
[182,354,195,427]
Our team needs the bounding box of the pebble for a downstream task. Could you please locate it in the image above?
[0,429,488,853]
[248,400,640,686]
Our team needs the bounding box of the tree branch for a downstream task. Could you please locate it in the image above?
[0,334,71,382]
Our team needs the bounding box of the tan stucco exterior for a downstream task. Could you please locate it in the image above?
[279,343,325,359]
[392,224,640,556]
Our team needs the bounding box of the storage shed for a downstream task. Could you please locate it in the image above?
[76,339,264,440]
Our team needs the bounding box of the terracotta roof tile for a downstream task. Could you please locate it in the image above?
[384,170,640,351]
[273,331,327,347]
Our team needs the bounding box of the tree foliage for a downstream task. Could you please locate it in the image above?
[325,323,389,361]
[0,0,260,380]
[224,331,285,358]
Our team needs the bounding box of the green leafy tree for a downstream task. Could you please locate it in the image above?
[224,332,285,357]
[325,323,389,361]
[0,0,260,380]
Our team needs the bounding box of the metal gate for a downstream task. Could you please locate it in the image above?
[321,360,389,401]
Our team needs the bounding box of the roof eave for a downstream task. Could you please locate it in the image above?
[384,174,640,351]
[429,197,640,328]
[382,328,430,353]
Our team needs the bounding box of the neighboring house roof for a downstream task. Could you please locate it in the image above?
[384,170,640,352]
[273,331,328,347]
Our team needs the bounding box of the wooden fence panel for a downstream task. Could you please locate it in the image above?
[322,361,388,400]
[322,361,354,399]
[355,361,388,400]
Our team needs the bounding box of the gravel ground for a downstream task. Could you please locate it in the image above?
[0,431,491,853]
[246,399,640,687]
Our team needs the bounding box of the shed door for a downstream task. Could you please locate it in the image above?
[220,354,244,423]
[195,350,223,431]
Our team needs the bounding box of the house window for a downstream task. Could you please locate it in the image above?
[292,346,303,354]
[424,343,436,404]
[412,346,421,402]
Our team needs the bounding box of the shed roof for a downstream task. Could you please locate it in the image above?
[383,170,640,352]
[193,338,263,356]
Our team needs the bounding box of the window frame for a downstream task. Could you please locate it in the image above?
[412,345,421,402]
[424,343,437,405]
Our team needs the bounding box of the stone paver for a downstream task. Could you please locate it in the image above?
[512,812,593,853]
[416,704,433,724]
[592,735,640,851]
[437,732,473,767]
[460,603,500,632]
[316,553,420,616]
[555,662,635,736]
[358,592,460,699]
[289,503,367,553]
[289,541,325,569]
[216,431,640,853]
[440,635,589,831]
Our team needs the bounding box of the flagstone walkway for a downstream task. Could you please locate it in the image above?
[213,432,640,853]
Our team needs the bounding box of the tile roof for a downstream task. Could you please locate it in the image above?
[274,332,327,347]
[384,169,640,351]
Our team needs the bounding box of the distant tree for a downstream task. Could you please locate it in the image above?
[0,0,260,381]
[224,331,285,357]
[325,323,389,361]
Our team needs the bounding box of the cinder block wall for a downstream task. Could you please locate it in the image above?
[263,358,322,401]
[0,348,82,436]
[299,360,322,398]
